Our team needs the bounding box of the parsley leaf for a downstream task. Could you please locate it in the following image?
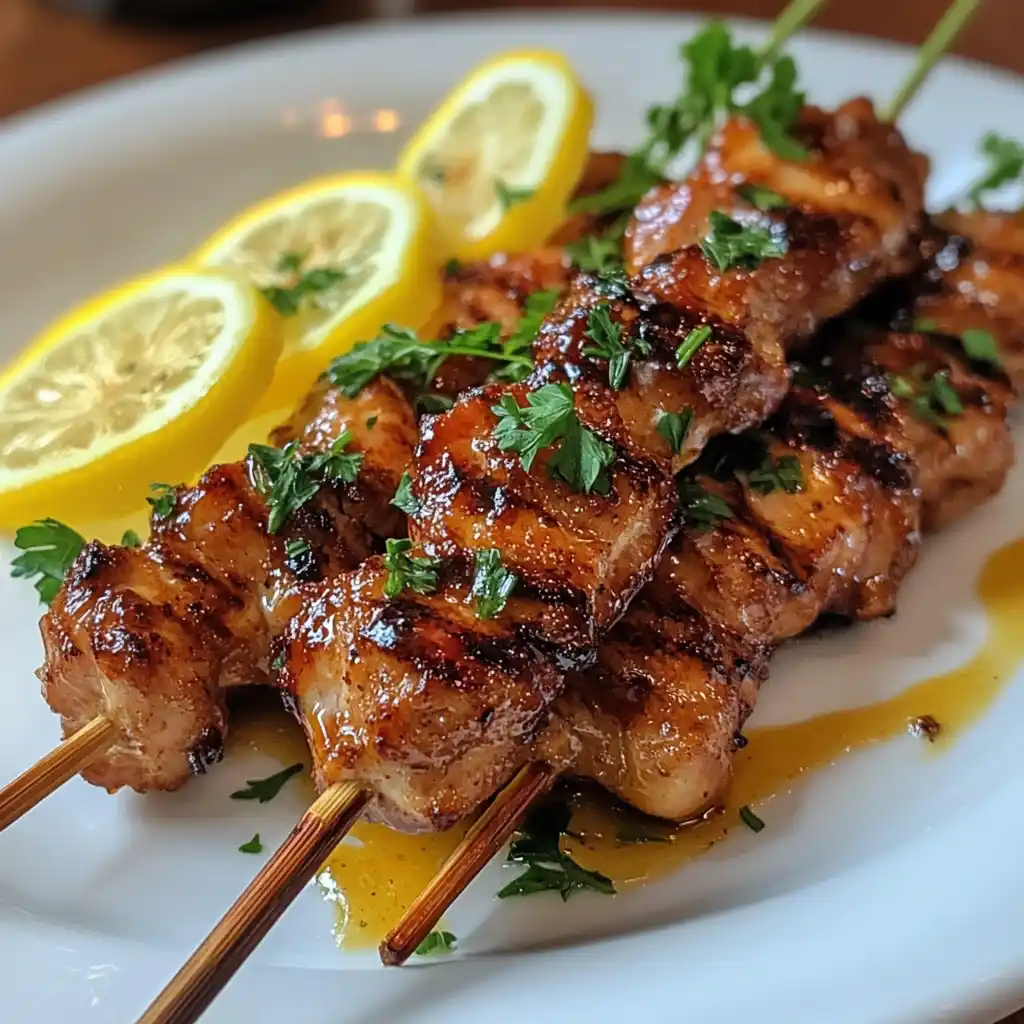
[582,305,631,390]
[10,518,86,605]
[120,529,142,548]
[382,538,441,599]
[239,833,264,854]
[414,931,457,956]
[678,479,732,531]
[495,179,534,212]
[471,549,518,620]
[739,805,765,833]
[738,54,807,160]
[391,471,420,516]
[960,328,1002,368]
[568,152,662,218]
[565,234,625,276]
[283,537,317,579]
[497,797,615,901]
[492,383,615,495]
[700,210,788,271]
[747,452,804,495]
[967,133,1024,207]
[260,251,347,317]
[248,431,363,533]
[147,482,177,520]
[657,408,694,454]
[737,182,789,210]
[887,367,964,429]
[676,324,712,369]
[492,289,562,382]
[230,763,304,803]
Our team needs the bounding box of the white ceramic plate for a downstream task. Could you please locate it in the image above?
[2,12,1024,1024]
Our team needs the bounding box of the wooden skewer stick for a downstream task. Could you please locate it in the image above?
[136,781,369,1024]
[379,0,990,967]
[380,761,559,967]
[0,714,116,832]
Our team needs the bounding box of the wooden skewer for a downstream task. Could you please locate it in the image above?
[0,715,116,832]
[379,761,559,967]
[136,781,369,1024]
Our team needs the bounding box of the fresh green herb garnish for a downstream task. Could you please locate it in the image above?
[248,431,363,533]
[414,930,457,956]
[676,324,712,369]
[147,482,177,520]
[471,548,518,620]
[365,415,378,430]
[739,805,765,833]
[443,258,462,276]
[966,133,1024,207]
[492,383,616,495]
[912,317,937,333]
[239,833,264,854]
[960,328,1002,368]
[887,367,964,429]
[495,179,535,212]
[10,518,86,605]
[739,55,807,160]
[230,763,304,803]
[415,392,455,414]
[283,537,316,578]
[657,408,694,454]
[700,210,787,272]
[497,798,615,901]
[678,479,732,531]
[568,153,662,219]
[260,251,347,317]
[582,305,631,390]
[120,529,142,548]
[737,182,789,210]
[271,649,287,672]
[747,452,804,495]
[565,234,626,276]
[494,289,562,382]
[391,470,420,517]
[382,538,441,599]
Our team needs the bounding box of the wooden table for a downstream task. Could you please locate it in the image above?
[1,1,1021,1021]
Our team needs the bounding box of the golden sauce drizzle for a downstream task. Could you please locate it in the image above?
[234,538,1024,948]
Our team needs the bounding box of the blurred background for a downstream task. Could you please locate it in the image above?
[1,0,1020,120]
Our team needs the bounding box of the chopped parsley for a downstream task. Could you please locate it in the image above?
[492,383,616,495]
[737,182,789,210]
[565,233,626,277]
[495,179,535,212]
[120,529,142,548]
[497,797,615,901]
[887,367,964,430]
[239,833,264,854]
[10,518,85,605]
[382,538,441,599]
[568,152,662,219]
[582,305,632,390]
[739,55,807,160]
[415,392,455,414]
[230,763,304,803]
[260,251,346,317]
[271,649,287,672]
[414,930,457,956]
[700,210,788,272]
[391,471,420,516]
[443,258,462,276]
[678,479,732,531]
[747,452,804,495]
[147,482,177,520]
[248,431,363,533]
[657,408,694,454]
[676,324,712,369]
[365,415,378,430]
[739,805,765,833]
[966,133,1024,207]
[283,537,317,579]
[494,289,562,382]
[960,328,1002,369]
[471,548,518,620]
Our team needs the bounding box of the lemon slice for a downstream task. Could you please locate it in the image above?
[194,172,441,415]
[0,266,279,529]
[398,50,593,259]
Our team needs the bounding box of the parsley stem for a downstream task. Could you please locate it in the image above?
[423,342,532,368]
[758,0,831,65]
[883,0,986,122]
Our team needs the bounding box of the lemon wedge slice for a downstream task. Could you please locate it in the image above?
[0,266,279,529]
[398,50,593,259]
[194,172,441,415]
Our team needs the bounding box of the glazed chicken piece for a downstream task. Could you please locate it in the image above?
[37,381,412,793]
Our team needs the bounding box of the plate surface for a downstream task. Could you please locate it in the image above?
[2,12,1024,1024]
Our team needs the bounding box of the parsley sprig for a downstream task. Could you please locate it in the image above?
[382,538,441,599]
[700,210,788,272]
[657,408,694,453]
[471,549,518,620]
[497,798,615,901]
[391,470,420,516]
[414,931,457,956]
[11,518,85,605]
[887,366,964,430]
[492,383,616,495]
[230,763,304,803]
[248,431,363,534]
[748,452,804,495]
[678,479,733,530]
[260,251,346,317]
[966,133,1024,208]
[582,305,651,390]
